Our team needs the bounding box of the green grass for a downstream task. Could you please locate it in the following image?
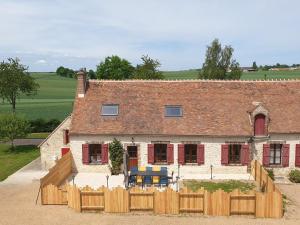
[0,72,76,120]
[183,180,256,193]
[163,69,300,80]
[0,144,40,181]
[26,132,50,139]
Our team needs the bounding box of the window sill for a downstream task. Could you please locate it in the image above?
[228,163,243,166]
[183,163,198,166]
[154,162,168,165]
[88,162,106,165]
[266,165,283,168]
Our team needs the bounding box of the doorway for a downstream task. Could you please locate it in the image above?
[127,145,138,170]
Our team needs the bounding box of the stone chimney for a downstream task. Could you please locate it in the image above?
[76,69,87,98]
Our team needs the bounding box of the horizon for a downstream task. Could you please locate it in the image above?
[0,0,300,72]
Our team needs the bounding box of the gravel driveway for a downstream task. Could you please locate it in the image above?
[0,181,300,225]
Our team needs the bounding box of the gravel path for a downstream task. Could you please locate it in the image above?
[0,181,299,225]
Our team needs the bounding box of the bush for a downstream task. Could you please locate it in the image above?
[267,169,275,181]
[29,118,61,133]
[109,138,124,175]
[289,170,300,183]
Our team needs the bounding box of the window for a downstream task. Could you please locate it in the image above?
[165,106,182,117]
[254,114,266,136]
[101,104,119,116]
[270,144,282,165]
[89,144,101,163]
[184,144,197,163]
[154,144,167,163]
[229,144,242,164]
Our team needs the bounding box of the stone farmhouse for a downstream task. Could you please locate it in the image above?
[40,71,300,179]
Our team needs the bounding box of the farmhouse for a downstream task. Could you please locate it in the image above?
[40,71,300,179]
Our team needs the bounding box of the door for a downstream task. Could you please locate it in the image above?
[127,146,138,170]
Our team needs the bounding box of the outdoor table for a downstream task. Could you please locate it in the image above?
[129,170,168,186]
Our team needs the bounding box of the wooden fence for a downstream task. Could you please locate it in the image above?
[64,185,282,218]
[40,158,283,218]
[40,151,73,205]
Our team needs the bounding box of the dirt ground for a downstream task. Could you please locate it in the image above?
[0,182,299,225]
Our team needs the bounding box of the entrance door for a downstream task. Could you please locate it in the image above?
[127,146,138,170]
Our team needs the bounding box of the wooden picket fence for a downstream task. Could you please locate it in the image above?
[40,157,283,218]
[40,151,73,205]
[64,184,282,218]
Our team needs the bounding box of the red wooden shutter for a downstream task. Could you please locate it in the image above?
[167,144,174,164]
[262,144,270,166]
[221,144,229,165]
[254,114,266,136]
[282,144,290,167]
[65,130,69,144]
[197,144,205,165]
[178,144,185,165]
[61,147,70,156]
[101,144,109,164]
[63,130,67,145]
[295,144,300,167]
[148,144,154,164]
[241,144,250,165]
[82,144,90,164]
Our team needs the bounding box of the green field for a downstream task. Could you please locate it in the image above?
[0,70,299,121]
[0,144,40,181]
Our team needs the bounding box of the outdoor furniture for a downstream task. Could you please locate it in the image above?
[144,167,152,186]
[136,166,146,184]
[152,166,160,185]
[128,167,138,186]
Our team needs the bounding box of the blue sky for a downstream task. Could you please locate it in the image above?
[0,0,299,72]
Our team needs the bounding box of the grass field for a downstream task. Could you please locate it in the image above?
[0,144,40,181]
[0,70,299,121]
[183,180,256,193]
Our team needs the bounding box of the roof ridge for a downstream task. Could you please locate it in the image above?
[88,79,300,83]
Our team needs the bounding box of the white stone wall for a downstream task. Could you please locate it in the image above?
[40,116,71,170]
[69,135,250,176]
[253,134,300,176]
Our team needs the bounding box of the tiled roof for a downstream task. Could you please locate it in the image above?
[70,79,300,136]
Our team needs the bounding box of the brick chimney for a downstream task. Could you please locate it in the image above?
[76,70,87,98]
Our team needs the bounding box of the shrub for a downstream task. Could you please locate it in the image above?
[29,118,61,133]
[267,169,275,181]
[109,138,124,175]
[289,170,300,183]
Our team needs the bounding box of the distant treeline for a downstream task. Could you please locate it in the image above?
[56,66,96,79]
[29,118,61,133]
[259,63,300,71]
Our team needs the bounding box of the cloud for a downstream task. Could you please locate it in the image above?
[0,0,299,71]
[35,59,47,64]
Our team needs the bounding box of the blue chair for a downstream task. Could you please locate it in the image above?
[144,167,152,186]
[160,167,168,186]
[129,167,138,186]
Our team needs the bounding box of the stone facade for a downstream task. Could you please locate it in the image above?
[68,134,299,177]
[40,116,71,170]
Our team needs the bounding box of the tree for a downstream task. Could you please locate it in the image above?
[0,114,30,149]
[199,39,242,80]
[0,58,39,113]
[87,69,96,79]
[109,138,124,175]
[56,66,75,78]
[131,55,164,79]
[252,61,258,70]
[96,56,134,80]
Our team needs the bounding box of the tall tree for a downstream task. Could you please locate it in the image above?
[131,55,164,80]
[87,69,96,79]
[0,58,39,113]
[0,114,30,149]
[199,39,242,80]
[96,55,134,80]
[252,61,258,70]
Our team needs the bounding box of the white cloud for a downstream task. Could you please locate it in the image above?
[35,59,47,64]
[0,0,299,71]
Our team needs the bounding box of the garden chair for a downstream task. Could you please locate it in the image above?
[129,167,138,186]
[152,166,160,185]
[136,166,146,185]
[144,167,152,186]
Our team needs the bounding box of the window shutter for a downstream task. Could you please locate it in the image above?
[241,144,250,165]
[295,144,300,167]
[66,130,69,144]
[61,147,70,156]
[167,144,174,164]
[101,144,109,164]
[82,144,90,164]
[262,144,270,166]
[221,144,229,165]
[178,144,185,165]
[63,130,67,145]
[148,144,154,164]
[282,144,290,167]
[197,144,205,165]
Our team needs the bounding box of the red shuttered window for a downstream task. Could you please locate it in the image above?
[282,144,290,167]
[178,144,185,165]
[241,144,250,165]
[221,144,229,165]
[167,144,174,164]
[197,144,205,165]
[82,144,90,164]
[148,144,154,164]
[101,144,109,164]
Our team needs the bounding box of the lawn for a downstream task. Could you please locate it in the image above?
[0,144,40,181]
[183,180,256,193]
[26,133,50,139]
